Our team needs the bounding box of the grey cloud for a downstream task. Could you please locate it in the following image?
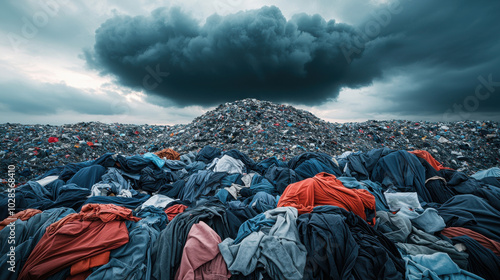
[0,79,123,116]
[86,6,371,106]
[347,0,500,119]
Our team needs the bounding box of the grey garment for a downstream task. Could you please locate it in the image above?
[163,160,187,170]
[375,211,412,243]
[212,155,246,174]
[90,167,136,197]
[407,208,446,234]
[225,183,246,199]
[384,192,422,212]
[218,207,307,280]
[140,194,176,210]
[180,151,197,165]
[241,173,255,188]
[397,227,469,269]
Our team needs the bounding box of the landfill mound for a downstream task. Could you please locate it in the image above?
[1,98,499,182]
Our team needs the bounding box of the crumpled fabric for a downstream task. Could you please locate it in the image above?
[212,155,246,174]
[176,221,231,280]
[218,207,307,280]
[451,236,500,280]
[405,253,483,280]
[0,209,42,230]
[90,168,136,197]
[372,151,431,203]
[409,150,453,171]
[278,172,376,224]
[154,148,180,161]
[441,227,500,256]
[19,204,140,280]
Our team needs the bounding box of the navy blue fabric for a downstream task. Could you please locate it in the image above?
[157,180,186,198]
[439,194,500,242]
[225,149,257,171]
[195,146,222,164]
[451,236,500,280]
[444,171,483,195]
[372,151,431,203]
[0,182,89,219]
[139,166,177,193]
[264,165,298,194]
[255,157,287,174]
[80,194,150,210]
[116,154,156,173]
[288,152,341,176]
[66,165,106,189]
[416,157,454,204]
[344,148,393,180]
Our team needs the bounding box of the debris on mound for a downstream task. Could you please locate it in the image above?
[1,99,499,183]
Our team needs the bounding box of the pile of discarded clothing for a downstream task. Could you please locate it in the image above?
[1,146,499,280]
[2,99,499,182]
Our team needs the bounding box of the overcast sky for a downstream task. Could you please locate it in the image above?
[1,0,499,125]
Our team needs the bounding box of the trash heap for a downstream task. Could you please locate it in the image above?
[1,145,499,280]
[1,99,499,183]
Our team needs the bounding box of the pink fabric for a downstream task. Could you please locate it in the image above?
[175,221,231,280]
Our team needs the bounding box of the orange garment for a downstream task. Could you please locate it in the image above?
[68,251,110,280]
[409,150,453,171]
[165,204,188,221]
[0,209,42,230]
[154,148,180,160]
[277,172,376,225]
[19,204,140,280]
[441,227,500,257]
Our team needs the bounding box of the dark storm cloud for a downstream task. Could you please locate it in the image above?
[347,0,500,119]
[85,6,371,106]
[0,79,121,115]
[86,1,500,118]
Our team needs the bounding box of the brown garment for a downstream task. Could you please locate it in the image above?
[154,148,180,160]
[0,209,42,230]
[442,227,500,256]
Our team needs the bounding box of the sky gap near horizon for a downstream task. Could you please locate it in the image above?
[0,0,499,125]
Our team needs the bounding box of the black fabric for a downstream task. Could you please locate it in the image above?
[345,148,394,180]
[264,165,298,194]
[451,236,500,280]
[417,157,454,204]
[298,206,404,280]
[139,166,177,193]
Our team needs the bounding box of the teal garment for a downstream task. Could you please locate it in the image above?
[233,212,275,244]
[471,167,500,180]
[405,253,484,280]
[143,152,165,168]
